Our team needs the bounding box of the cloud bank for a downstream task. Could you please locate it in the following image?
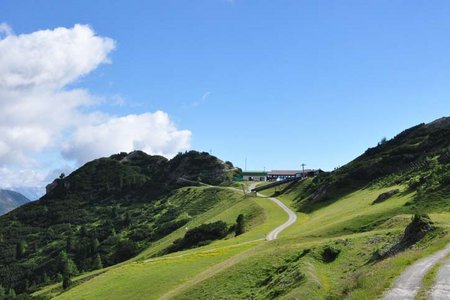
[0,24,192,194]
[63,111,191,164]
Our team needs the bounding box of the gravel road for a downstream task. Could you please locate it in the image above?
[381,242,450,300]
[430,255,450,300]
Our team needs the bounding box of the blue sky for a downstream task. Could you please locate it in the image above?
[1,1,450,196]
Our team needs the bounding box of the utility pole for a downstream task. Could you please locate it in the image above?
[301,163,306,176]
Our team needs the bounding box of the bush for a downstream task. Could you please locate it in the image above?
[112,239,138,263]
[322,246,340,263]
[166,221,229,253]
[235,214,245,236]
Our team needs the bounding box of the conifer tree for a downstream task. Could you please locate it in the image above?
[92,253,103,269]
[235,214,245,236]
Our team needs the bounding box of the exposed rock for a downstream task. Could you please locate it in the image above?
[370,214,435,262]
[372,189,400,205]
[45,180,58,194]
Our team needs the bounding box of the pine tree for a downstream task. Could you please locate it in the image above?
[235,214,245,236]
[15,240,27,259]
[92,253,103,269]
[58,250,79,277]
[90,238,100,255]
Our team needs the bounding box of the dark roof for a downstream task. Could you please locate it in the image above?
[242,171,267,176]
[268,170,314,176]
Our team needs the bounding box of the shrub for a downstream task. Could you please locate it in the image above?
[166,221,229,253]
[322,246,340,263]
[235,214,245,236]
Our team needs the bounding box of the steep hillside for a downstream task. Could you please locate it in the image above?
[0,189,29,216]
[0,150,240,296]
[286,117,450,213]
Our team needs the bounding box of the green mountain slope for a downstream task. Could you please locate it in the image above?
[0,150,240,297]
[41,117,450,300]
[284,117,450,213]
[0,189,30,216]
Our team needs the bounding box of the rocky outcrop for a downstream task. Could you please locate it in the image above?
[372,189,400,205]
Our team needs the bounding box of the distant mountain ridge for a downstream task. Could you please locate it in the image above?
[0,189,30,215]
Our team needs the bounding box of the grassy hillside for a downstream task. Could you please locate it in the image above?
[46,179,450,300]
[34,187,286,299]
[0,150,241,297]
[167,177,450,299]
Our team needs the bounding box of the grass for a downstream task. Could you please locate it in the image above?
[171,182,450,299]
[259,182,415,240]
[55,242,258,300]
[39,178,450,300]
[173,229,450,299]
[40,185,289,300]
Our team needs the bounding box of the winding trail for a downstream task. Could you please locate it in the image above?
[263,196,297,240]
[381,242,450,300]
[430,255,450,300]
[159,183,298,299]
[248,183,298,241]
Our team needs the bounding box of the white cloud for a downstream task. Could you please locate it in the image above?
[62,111,192,164]
[0,166,46,190]
[0,24,192,194]
[0,24,115,89]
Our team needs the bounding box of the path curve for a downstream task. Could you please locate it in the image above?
[430,255,450,300]
[247,182,298,241]
[264,196,297,240]
[381,242,450,300]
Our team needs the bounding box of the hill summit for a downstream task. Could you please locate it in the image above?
[0,150,240,295]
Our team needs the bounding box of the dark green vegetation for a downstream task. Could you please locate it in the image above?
[165,221,230,253]
[0,150,239,297]
[0,189,29,216]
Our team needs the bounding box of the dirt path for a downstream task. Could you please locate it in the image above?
[246,182,297,240]
[430,255,450,300]
[159,182,298,299]
[246,182,297,241]
[381,242,450,300]
[264,196,297,240]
